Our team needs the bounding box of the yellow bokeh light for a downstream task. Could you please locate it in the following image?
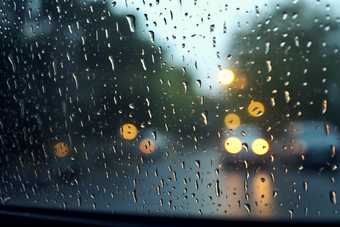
[120,124,138,140]
[225,137,242,154]
[224,113,241,129]
[248,101,265,117]
[218,69,234,85]
[252,138,269,155]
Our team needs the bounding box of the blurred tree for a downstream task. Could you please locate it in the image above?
[0,0,195,172]
[218,1,340,133]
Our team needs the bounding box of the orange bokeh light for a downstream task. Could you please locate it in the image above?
[139,139,156,154]
[54,142,69,157]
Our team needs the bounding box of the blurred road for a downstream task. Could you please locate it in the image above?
[2,132,340,222]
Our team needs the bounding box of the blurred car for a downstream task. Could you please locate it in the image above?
[270,120,340,170]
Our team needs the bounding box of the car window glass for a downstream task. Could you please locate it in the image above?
[1,0,339,222]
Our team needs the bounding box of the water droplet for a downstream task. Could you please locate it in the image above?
[149,31,155,43]
[132,189,137,202]
[244,181,248,191]
[255,6,260,17]
[303,181,308,191]
[196,80,201,88]
[182,67,186,76]
[19,100,24,118]
[331,145,336,158]
[8,53,16,73]
[245,171,250,179]
[108,56,115,71]
[140,122,145,128]
[288,209,293,219]
[196,172,200,180]
[285,91,290,103]
[322,100,327,114]
[307,41,312,48]
[201,111,208,125]
[195,180,198,190]
[195,160,200,168]
[210,24,215,33]
[244,203,251,214]
[294,36,299,47]
[266,60,272,72]
[332,164,337,171]
[271,97,275,107]
[215,169,219,175]
[68,24,73,34]
[265,42,270,54]
[273,190,278,197]
[194,60,198,70]
[129,103,135,109]
[292,12,298,19]
[151,131,156,140]
[330,191,337,204]
[28,8,32,18]
[126,15,136,32]
[145,97,150,106]
[52,59,57,75]
[140,59,147,71]
[72,73,79,89]
[242,143,248,152]
[183,81,188,94]
[215,180,220,197]
[325,124,330,135]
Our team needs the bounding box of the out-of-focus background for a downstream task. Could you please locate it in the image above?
[0,0,340,222]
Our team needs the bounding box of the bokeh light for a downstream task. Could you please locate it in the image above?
[225,137,242,154]
[224,113,241,129]
[251,138,269,155]
[248,101,265,117]
[218,69,234,85]
[120,124,138,140]
[54,142,69,158]
[139,139,156,154]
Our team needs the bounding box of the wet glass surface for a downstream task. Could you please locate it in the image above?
[1,0,340,222]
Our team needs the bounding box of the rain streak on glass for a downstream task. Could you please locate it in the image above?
[126,15,136,32]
